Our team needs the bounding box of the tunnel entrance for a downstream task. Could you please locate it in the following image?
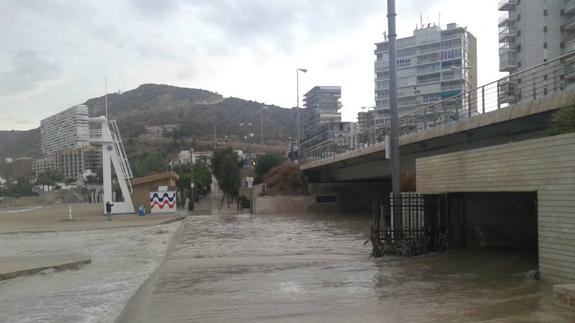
[449,192,538,254]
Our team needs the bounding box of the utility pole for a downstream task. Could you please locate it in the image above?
[296,68,307,163]
[387,0,401,195]
[189,149,195,212]
[104,78,108,120]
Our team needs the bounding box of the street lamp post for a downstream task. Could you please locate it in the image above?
[239,123,254,167]
[243,133,254,167]
[189,149,194,212]
[259,106,268,145]
[387,0,401,195]
[296,68,308,163]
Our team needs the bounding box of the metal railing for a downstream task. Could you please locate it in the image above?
[303,50,575,164]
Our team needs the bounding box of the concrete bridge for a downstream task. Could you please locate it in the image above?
[302,89,575,183]
[299,82,575,284]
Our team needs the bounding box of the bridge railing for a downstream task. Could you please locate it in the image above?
[303,50,575,164]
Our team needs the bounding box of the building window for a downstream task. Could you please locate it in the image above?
[397,58,411,67]
[544,9,548,16]
[517,14,521,21]
[544,26,548,33]
[561,42,565,49]
[544,42,548,49]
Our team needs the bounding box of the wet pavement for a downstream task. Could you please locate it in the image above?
[119,212,575,323]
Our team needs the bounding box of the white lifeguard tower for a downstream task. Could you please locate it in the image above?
[89,116,135,214]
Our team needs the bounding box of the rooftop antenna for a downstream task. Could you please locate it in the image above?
[104,78,108,120]
[420,12,423,29]
[438,12,441,28]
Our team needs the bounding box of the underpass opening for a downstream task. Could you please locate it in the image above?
[453,192,539,266]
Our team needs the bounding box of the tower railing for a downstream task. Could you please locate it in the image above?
[303,50,575,164]
[109,120,133,193]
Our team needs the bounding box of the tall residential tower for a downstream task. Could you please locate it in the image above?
[499,0,575,73]
[374,23,477,123]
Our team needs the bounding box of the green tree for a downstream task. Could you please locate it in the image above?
[2,177,34,197]
[36,169,63,186]
[211,148,241,198]
[193,160,212,191]
[254,153,284,181]
[132,152,166,177]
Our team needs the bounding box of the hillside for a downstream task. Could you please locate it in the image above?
[85,84,295,143]
[0,128,40,160]
[1,84,295,162]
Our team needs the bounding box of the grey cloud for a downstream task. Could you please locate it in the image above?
[128,0,181,18]
[186,0,385,54]
[0,51,64,96]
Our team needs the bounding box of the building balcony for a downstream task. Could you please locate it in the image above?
[566,39,575,52]
[499,47,517,72]
[499,0,517,11]
[498,15,514,27]
[499,28,517,42]
[566,15,575,31]
[566,0,575,16]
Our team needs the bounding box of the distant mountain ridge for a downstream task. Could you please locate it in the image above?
[0,84,295,160]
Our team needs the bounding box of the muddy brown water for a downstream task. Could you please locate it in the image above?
[119,212,575,323]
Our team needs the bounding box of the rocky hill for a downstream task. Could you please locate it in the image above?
[0,84,295,161]
[0,128,40,160]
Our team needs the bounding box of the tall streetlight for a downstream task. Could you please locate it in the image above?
[243,133,254,168]
[296,68,308,163]
[189,149,195,212]
[259,106,268,144]
[387,0,400,195]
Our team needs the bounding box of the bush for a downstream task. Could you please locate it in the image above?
[261,162,306,195]
[254,154,284,181]
[548,105,575,135]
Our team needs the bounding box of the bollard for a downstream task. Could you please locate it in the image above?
[68,205,73,221]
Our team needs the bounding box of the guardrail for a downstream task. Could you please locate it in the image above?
[303,50,575,164]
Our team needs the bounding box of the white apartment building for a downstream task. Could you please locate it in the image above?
[301,86,343,152]
[498,0,575,73]
[374,23,477,123]
[34,104,102,179]
[40,105,89,158]
[498,0,575,103]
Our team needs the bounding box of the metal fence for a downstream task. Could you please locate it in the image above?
[304,50,575,164]
[373,193,449,257]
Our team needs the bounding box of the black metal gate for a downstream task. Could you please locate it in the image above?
[372,193,449,257]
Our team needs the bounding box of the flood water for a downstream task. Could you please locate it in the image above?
[120,212,575,323]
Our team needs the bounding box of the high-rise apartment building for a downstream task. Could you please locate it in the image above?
[40,105,90,158]
[300,86,359,155]
[374,23,477,122]
[301,86,342,135]
[498,0,574,73]
[34,105,101,179]
[301,86,342,148]
[498,0,575,103]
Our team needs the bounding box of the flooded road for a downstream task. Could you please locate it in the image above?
[119,212,575,323]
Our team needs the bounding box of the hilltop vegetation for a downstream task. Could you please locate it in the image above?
[0,84,295,175]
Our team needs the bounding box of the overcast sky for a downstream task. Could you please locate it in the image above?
[0,0,503,130]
